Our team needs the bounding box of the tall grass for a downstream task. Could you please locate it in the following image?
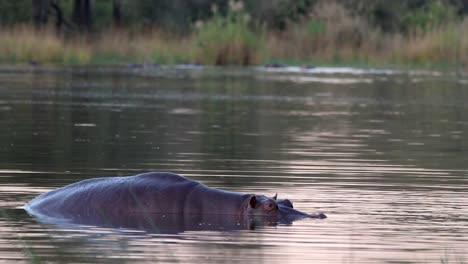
[0,26,91,64]
[267,2,382,64]
[266,1,468,67]
[91,29,192,64]
[393,22,467,66]
[1,1,468,67]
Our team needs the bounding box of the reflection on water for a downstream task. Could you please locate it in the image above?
[0,65,467,263]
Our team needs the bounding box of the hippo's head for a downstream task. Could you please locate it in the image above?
[243,194,326,224]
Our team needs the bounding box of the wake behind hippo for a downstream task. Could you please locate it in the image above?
[25,172,326,232]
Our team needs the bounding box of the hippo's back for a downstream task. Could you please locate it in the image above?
[25,172,200,220]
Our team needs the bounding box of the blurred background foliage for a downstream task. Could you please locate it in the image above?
[1,0,467,66]
[0,0,466,33]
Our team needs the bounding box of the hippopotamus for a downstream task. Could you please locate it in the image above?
[25,172,326,232]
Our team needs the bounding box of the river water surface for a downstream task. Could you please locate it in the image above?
[0,65,467,263]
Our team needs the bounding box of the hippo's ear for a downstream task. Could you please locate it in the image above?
[272,193,278,200]
[248,195,257,208]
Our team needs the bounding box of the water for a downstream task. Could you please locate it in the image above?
[0,65,467,263]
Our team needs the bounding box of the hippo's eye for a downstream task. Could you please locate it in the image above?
[263,202,278,211]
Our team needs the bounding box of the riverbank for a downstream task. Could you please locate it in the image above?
[1,3,467,68]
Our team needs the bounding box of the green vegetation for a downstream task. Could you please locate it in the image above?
[402,1,457,32]
[0,0,468,66]
[193,2,264,65]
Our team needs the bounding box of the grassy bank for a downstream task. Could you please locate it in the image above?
[266,2,468,67]
[1,2,467,67]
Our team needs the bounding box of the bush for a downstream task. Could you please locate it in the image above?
[193,1,264,65]
[403,0,457,32]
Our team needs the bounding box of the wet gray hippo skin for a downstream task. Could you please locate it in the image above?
[25,172,326,232]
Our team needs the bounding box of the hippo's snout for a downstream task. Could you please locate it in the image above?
[277,205,326,223]
[310,212,327,219]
